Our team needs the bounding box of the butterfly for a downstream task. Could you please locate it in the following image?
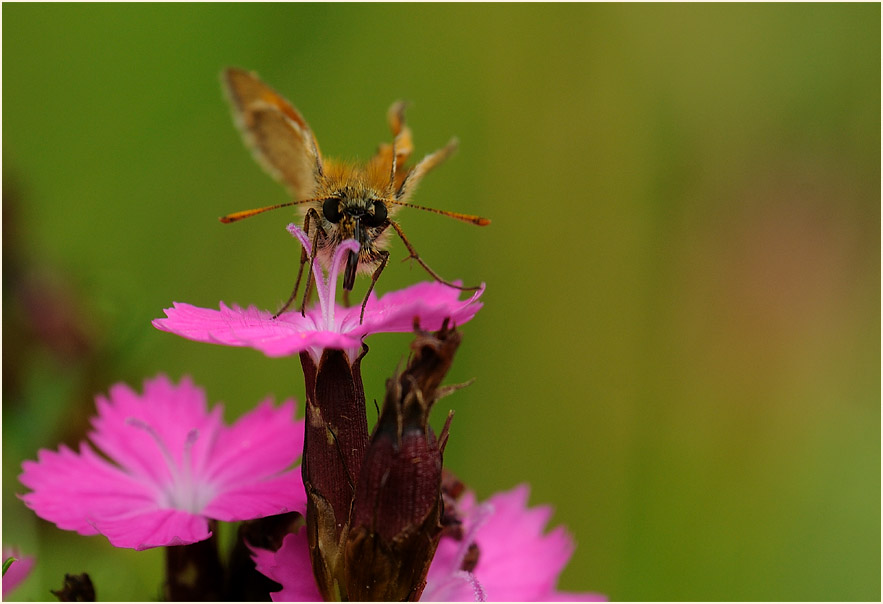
[219,68,490,320]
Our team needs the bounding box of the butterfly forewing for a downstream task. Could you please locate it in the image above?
[223,68,322,197]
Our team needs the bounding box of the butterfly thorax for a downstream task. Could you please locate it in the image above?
[307,161,395,281]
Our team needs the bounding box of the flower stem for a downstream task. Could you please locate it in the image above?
[163,521,224,601]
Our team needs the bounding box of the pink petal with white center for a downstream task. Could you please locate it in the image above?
[153,282,483,359]
[88,376,223,488]
[21,442,211,550]
[252,530,322,601]
[153,302,364,358]
[19,375,306,550]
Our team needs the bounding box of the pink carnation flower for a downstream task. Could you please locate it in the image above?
[19,375,305,550]
[153,225,484,362]
[2,547,35,598]
[252,485,605,602]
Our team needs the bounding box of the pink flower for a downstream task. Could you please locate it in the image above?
[19,375,305,551]
[2,547,35,598]
[152,225,484,362]
[251,485,605,602]
[426,485,607,602]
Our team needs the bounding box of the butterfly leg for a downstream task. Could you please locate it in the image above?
[359,250,390,324]
[298,209,326,317]
[388,220,481,292]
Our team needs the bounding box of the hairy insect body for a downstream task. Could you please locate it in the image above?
[311,165,397,288]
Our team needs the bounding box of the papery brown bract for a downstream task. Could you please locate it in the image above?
[344,323,463,601]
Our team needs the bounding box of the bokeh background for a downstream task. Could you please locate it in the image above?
[3,4,879,601]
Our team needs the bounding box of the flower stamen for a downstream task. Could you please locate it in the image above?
[286,223,359,332]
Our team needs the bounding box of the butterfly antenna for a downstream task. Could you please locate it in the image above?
[219,197,336,223]
[384,199,491,226]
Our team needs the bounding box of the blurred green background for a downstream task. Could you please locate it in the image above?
[3,4,879,601]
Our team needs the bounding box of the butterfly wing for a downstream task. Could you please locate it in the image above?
[395,137,458,202]
[223,68,323,197]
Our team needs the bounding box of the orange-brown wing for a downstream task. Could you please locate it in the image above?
[395,137,458,202]
[369,101,414,193]
[223,68,323,197]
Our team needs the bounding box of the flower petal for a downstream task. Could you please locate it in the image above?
[467,485,602,602]
[2,548,35,598]
[19,442,210,550]
[201,398,307,520]
[92,508,211,550]
[153,302,363,357]
[424,535,487,601]
[154,282,483,359]
[19,443,159,536]
[20,375,308,551]
[205,399,303,484]
[358,281,484,337]
[202,471,306,522]
[88,376,223,487]
[252,530,322,601]
[423,570,486,602]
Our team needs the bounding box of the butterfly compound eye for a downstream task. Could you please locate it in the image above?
[363,200,388,227]
[323,198,343,223]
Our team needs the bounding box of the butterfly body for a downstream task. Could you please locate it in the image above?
[309,162,398,288]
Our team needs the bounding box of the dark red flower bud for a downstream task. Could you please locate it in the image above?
[345,322,463,601]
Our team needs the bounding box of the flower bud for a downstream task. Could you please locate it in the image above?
[345,322,462,601]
